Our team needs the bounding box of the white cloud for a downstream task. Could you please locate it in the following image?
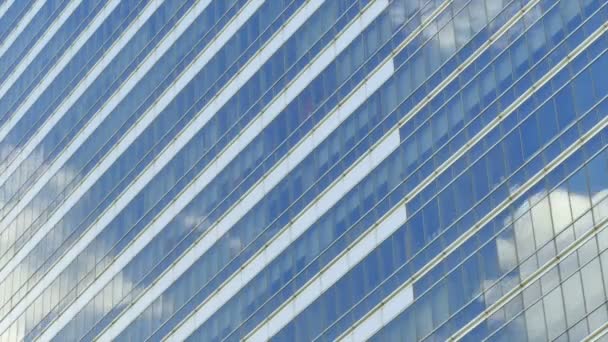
[483,187,608,339]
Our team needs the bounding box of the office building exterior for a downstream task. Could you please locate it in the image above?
[0,0,607,340]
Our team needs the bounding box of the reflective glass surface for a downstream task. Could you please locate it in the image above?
[0,0,606,341]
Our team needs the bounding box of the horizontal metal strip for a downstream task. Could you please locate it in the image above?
[0,0,216,284]
[0,0,44,60]
[243,0,468,336]
[87,2,388,340]
[0,0,81,106]
[339,21,608,341]
[34,0,338,339]
[346,108,608,342]
[0,0,16,22]
[480,192,608,341]
[414,90,608,341]
[164,57,395,342]
[450,193,608,340]
[164,129,399,341]
[0,0,153,189]
[248,0,543,338]
[583,319,608,341]
[0,0,122,185]
[245,175,409,342]
[0,0,227,332]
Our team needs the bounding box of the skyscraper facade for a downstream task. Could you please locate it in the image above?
[0,0,607,341]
